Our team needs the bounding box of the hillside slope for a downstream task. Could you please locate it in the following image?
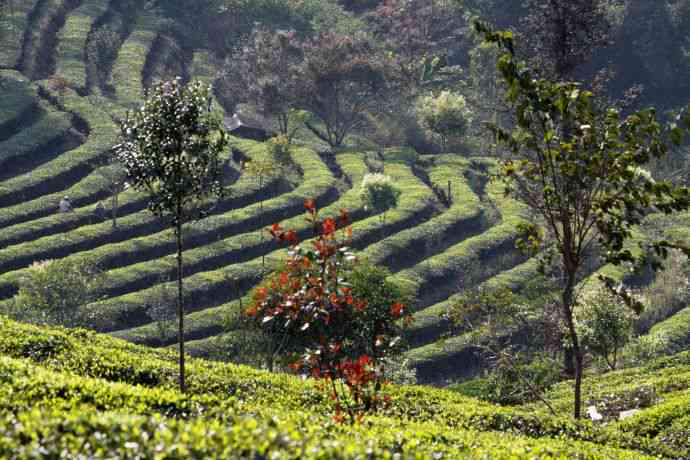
[0,0,689,390]
[1,315,689,458]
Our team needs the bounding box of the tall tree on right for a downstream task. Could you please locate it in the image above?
[477,22,690,419]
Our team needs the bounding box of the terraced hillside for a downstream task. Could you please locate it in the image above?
[1,1,689,389]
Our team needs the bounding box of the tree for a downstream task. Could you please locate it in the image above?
[246,200,411,422]
[298,33,390,148]
[10,258,105,328]
[359,173,401,224]
[219,28,304,136]
[416,90,472,151]
[478,23,690,419]
[242,155,282,271]
[366,0,466,93]
[577,286,636,371]
[115,78,228,392]
[97,153,128,228]
[518,0,613,81]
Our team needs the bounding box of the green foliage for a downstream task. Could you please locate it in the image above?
[116,78,228,392]
[116,78,228,226]
[477,19,690,419]
[266,135,291,164]
[85,26,120,88]
[9,258,105,328]
[359,173,401,222]
[483,354,563,406]
[248,203,410,422]
[298,32,392,148]
[416,90,472,151]
[220,28,304,134]
[576,287,636,370]
[0,316,686,458]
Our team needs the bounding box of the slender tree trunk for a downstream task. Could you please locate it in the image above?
[260,174,265,271]
[562,273,582,419]
[111,192,118,228]
[564,347,575,377]
[176,215,186,393]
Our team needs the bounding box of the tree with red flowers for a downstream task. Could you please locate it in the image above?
[246,199,411,422]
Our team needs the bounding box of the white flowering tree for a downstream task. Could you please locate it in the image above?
[416,90,472,151]
[360,173,401,225]
[115,78,228,392]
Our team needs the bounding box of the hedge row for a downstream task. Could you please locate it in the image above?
[54,0,111,91]
[18,0,78,79]
[0,70,37,132]
[103,152,368,326]
[86,150,436,334]
[74,141,334,328]
[0,1,42,67]
[365,155,486,273]
[388,177,529,310]
[0,316,681,458]
[110,8,162,108]
[407,257,540,347]
[0,88,117,212]
[112,150,434,346]
[0,101,74,169]
[0,146,281,281]
[646,305,690,353]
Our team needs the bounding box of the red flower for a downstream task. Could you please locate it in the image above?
[390,302,404,317]
[279,271,289,286]
[304,199,316,213]
[339,209,349,225]
[302,257,311,268]
[329,292,339,305]
[322,218,337,235]
[254,287,268,301]
[357,355,371,366]
[284,230,298,244]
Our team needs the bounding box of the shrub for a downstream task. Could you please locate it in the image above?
[577,287,636,370]
[359,173,401,224]
[246,200,411,422]
[483,353,563,406]
[9,258,105,328]
[266,135,291,164]
[416,90,472,151]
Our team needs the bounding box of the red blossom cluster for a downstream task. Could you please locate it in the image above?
[246,199,409,423]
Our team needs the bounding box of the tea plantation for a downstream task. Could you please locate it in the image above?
[0,1,689,457]
[0,316,688,458]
